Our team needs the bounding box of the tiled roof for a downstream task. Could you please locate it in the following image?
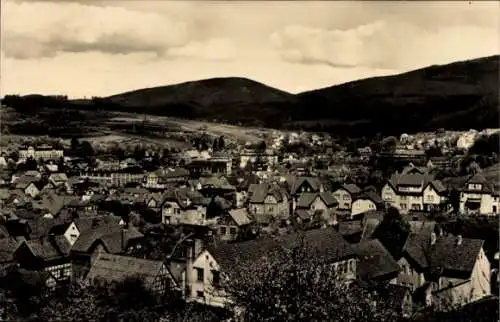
[74,215,122,233]
[208,228,355,273]
[290,177,322,195]
[355,191,384,205]
[99,228,144,254]
[297,192,338,209]
[341,183,362,195]
[49,173,68,183]
[228,208,252,226]
[85,253,168,287]
[249,184,287,204]
[24,237,66,261]
[354,239,401,281]
[402,232,483,278]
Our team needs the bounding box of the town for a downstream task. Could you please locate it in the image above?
[0,120,498,321]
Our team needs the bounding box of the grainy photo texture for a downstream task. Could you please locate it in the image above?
[0,1,499,321]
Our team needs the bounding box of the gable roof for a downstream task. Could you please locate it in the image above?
[85,253,173,287]
[49,173,68,183]
[354,239,401,281]
[340,183,362,195]
[22,237,69,262]
[208,228,355,274]
[354,191,384,205]
[402,232,483,278]
[249,184,287,204]
[290,177,322,195]
[228,208,252,226]
[297,192,338,209]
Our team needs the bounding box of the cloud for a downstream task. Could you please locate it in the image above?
[2,1,200,59]
[270,19,500,70]
[167,38,237,61]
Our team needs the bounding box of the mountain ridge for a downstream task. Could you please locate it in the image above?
[4,55,499,137]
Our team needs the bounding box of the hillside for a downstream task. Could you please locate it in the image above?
[105,77,297,128]
[4,55,499,137]
[293,55,499,135]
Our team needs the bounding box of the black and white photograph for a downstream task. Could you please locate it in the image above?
[0,1,499,321]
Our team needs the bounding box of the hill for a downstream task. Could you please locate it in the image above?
[105,77,297,128]
[293,55,499,136]
[3,56,499,137]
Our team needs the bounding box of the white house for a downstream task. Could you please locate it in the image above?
[183,228,358,308]
[333,184,362,211]
[459,173,499,216]
[381,166,447,214]
[351,191,384,218]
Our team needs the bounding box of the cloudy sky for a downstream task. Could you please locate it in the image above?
[1,0,499,98]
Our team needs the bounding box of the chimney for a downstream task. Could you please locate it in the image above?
[430,232,437,246]
[184,239,195,300]
[457,235,463,246]
[121,227,128,251]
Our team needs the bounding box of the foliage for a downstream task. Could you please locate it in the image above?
[223,238,405,322]
[373,207,411,258]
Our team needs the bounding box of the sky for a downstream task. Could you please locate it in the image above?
[1,0,499,98]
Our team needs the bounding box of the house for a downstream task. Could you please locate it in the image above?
[354,239,401,283]
[427,156,452,169]
[333,184,362,211]
[459,173,499,216]
[85,253,179,295]
[13,236,72,287]
[62,215,124,246]
[294,191,338,213]
[216,208,252,242]
[161,189,209,226]
[247,183,290,225]
[19,145,64,162]
[14,180,40,198]
[288,176,324,197]
[394,229,491,309]
[32,192,74,218]
[293,192,338,226]
[71,226,145,280]
[381,166,447,214]
[143,168,189,189]
[351,191,385,218]
[185,228,357,307]
[186,158,232,177]
[48,173,68,187]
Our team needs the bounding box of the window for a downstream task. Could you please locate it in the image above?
[196,291,204,298]
[400,195,407,201]
[426,195,434,202]
[493,206,497,213]
[343,195,350,200]
[220,227,227,235]
[400,203,407,210]
[230,227,237,235]
[196,268,204,282]
[212,270,221,287]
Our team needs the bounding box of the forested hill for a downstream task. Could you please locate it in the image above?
[2,55,498,137]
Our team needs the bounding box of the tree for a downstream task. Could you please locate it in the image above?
[381,136,398,154]
[466,161,481,175]
[25,157,38,171]
[70,137,80,151]
[218,136,225,151]
[373,207,411,258]
[223,238,404,322]
[77,141,95,159]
